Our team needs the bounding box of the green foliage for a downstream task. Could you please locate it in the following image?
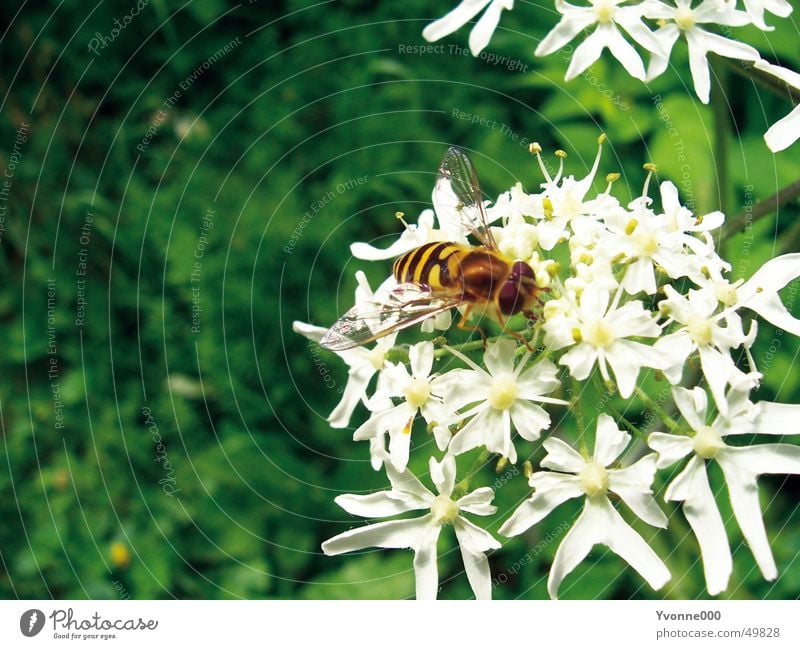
[0,0,798,600]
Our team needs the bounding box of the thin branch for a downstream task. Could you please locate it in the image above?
[722,177,800,238]
[713,54,800,104]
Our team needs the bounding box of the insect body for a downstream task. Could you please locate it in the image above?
[320,147,540,351]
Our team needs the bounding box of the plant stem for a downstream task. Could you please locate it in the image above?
[711,60,730,215]
[634,385,681,433]
[571,376,590,456]
[722,177,800,239]
[453,448,491,498]
[432,327,533,359]
[713,54,800,104]
[591,373,648,442]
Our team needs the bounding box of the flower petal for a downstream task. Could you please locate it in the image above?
[685,28,712,103]
[542,437,586,473]
[499,473,583,537]
[384,457,435,503]
[327,365,374,428]
[698,345,739,416]
[609,454,668,528]
[423,0,492,44]
[510,400,551,441]
[664,456,732,596]
[410,340,435,378]
[469,0,510,56]
[334,491,425,518]
[754,402,800,435]
[548,496,671,597]
[430,454,457,497]
[723,443,800,477]
[547,499,601,599]
[647,432,694,469]
[716,450,777,580]
[739,253,800,331]
[322,515,435,555]
[454,517,501,599]
[535,10,597,57]
[593,413,630,467]
[457,487,498,516]
[671,386,707,431]
[413,525,442,599]
[565,29,607,81]
[605,339,665,399]
[483,338,517,377]
[559,343,598,381]
[603,23,647,80]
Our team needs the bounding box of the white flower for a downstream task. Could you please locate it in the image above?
[501,414,670,598]
[536,0,664,81]
[293,271,398,432]
[601,180,725,295]
[739,0,793,31]
[544,288,666,398]
[350,208,450,261]
[531,138,609,249]
[445,339,568,463]
[322,454,501,599]
[422,0,514,56]
[354,341,456,471]
[693,253,800,340]
[654,285,758,413]
[648,385,800,595]
[754,59,800,152]
[644,0,760,103]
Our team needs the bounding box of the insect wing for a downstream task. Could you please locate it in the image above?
[320,283,460,351]
[433,146,497,250]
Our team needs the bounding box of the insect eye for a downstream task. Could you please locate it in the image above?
[510,260,535,280]
[498,279,524,315]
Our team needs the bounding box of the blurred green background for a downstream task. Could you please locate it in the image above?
[0,0,798,599]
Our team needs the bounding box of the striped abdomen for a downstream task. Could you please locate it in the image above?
[392,242,462,290]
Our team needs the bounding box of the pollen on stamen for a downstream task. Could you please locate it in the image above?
[495,456,508,474]
[543,197,554,220]
[523,460,533,479]
[641,163,658,198]
[604,172,620,194]
[395,211,411,230]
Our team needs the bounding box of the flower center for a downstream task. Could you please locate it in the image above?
[686,313,713,346]
[404,377,432,408]
[674,6,696,30]
[583,318,615,348]
[594,0,617,23]
[562,194,584,220]
[366,345,388,371]
[692,425,725,459]
[713,280,739,307]
[580,461,609,498]
[430,494,460,525]
[632,229,659,257]
[488,376,519,411]
[499,223,539,261]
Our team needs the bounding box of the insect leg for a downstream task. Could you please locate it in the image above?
[496,307,535,352]
[456,305,487,346]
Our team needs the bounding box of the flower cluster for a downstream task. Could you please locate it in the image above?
[296,140,800,599]
[421,0,800,151]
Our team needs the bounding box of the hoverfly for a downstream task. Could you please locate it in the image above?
[320,146,541,351]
